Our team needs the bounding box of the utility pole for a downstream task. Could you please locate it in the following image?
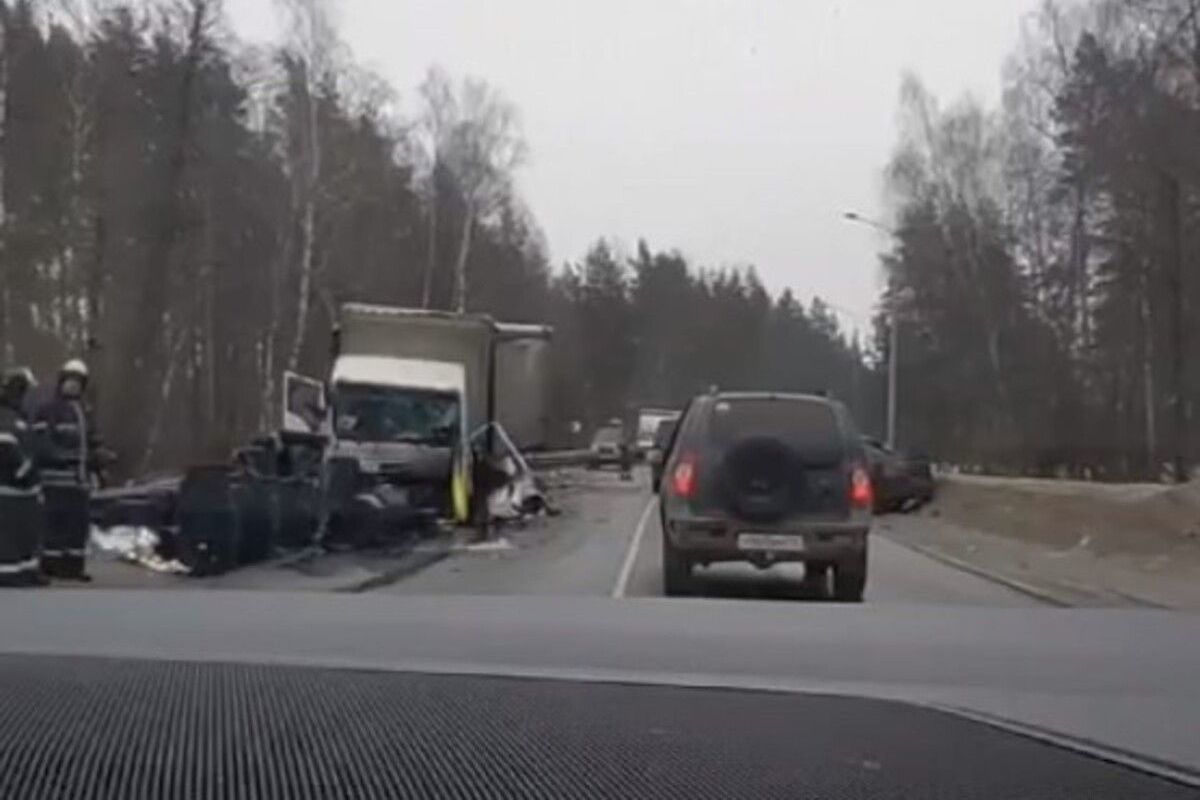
[1163,174,1187,482]
[887,316,898,448]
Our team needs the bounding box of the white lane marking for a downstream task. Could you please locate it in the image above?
[612,497,657,599]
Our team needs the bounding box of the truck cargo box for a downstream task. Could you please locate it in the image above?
[495,323,553,451]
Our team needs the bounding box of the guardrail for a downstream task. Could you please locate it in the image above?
[93,476,181,502]
[525,450,593,470]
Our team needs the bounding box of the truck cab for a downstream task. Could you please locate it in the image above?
[326,355,467,517]
[330,356,465,451]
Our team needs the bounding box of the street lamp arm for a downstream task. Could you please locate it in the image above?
[842,211,897,236]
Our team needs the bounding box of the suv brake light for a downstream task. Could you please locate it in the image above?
[850,466,873,510]
[671,455,697,498]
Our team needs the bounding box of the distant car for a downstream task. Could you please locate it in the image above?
[647,418,678,487]
[588,423,628,471]
[657,392,872,601]
[635,408,680,456]
[861,437,934,513]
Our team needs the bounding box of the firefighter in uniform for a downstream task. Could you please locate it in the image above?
[33,360,94,581]
[0,368,46,586]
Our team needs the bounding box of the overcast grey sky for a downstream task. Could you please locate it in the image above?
[229,0,1040,329]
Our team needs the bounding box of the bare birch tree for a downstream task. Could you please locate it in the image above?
[275,0,336,372]
[417,68,526,312]
[415,66,453,309]
[136,0,220,470]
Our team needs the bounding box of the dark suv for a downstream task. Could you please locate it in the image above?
[656,392,873,601]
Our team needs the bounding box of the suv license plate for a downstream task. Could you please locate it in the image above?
[737,533,806,552]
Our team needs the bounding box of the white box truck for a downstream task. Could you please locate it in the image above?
[284,304,551,525]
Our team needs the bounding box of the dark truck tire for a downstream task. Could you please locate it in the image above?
[661,525,693,596]
[178,465,241,577]
[833,545,868,603]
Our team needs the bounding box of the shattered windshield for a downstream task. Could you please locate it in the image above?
[333,385,458,446]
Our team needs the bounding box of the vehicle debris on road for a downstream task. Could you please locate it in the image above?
[19,305,569,585]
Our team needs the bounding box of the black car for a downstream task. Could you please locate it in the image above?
[646,417,678,488]
[656,392,873,601]
[861,437,934,513]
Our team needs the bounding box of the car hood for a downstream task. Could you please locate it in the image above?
[2,591,1198,785]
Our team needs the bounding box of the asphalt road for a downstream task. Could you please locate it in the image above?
[384,469,1039,606]
[16,470,1199,783]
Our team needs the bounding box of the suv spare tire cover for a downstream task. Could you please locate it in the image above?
[719,436,801,523]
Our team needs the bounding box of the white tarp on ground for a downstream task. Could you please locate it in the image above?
[90,525,188,574]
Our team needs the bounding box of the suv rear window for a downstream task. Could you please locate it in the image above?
[708,397,843,456]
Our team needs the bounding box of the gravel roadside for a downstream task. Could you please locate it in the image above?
[880,506,1200,609]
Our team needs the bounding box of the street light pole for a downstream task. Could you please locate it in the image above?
[843,211,903,448]
[887,316,898,449]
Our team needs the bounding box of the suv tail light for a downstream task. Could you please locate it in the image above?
[850,466,873,510]
[671,455,697,498]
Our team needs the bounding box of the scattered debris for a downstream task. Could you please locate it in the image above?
[476,423,552,523]
[455,537,515,554]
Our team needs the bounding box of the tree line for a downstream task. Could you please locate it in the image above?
[881,0,1200,480]
[0,0,877,477]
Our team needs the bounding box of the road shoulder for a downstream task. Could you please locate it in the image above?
[880,510,1200,609]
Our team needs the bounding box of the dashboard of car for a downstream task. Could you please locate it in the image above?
[2,591,1198,797]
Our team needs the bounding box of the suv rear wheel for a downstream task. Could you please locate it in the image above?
[661,526,694,596]
[803,561,831,596]
[833,546,868,603]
